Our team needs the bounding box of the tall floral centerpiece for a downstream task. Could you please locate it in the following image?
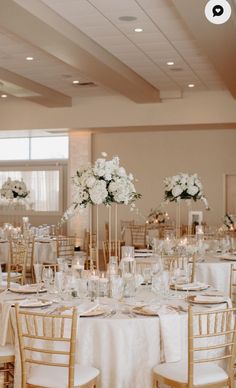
[61,153,141,267]
[0,177,30,200]
[163,173,209,237]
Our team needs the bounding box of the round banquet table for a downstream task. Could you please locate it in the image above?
[1,292,188,388]
[135,253,236,296]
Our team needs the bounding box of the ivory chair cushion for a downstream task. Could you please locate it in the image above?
[2,272,22,278]
[0,344,14,357]
[27,364,99,388]
[153,361,228,385]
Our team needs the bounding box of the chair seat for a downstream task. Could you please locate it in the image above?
[27,363,99,387]
[2,272,22,278]
[0,344,15,362]
[153,360,228,385]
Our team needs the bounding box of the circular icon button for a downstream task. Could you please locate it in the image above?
[205,0,231,24]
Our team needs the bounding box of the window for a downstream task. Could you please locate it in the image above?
[31,137,68,159]
[0,168,62,212]
[0,138,29,160]
[0,136,68,161]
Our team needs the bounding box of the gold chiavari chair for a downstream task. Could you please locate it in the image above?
[2,239,28,287]
[153,306,236,388]
[15,305,100,388]
[0,344,15,387]
[230,264,236,307]
[102,240,124,269]
[130,224,147,249]
[120,220,134,241]
[25,238,35,283]
[57,236,75,260]
[163,254,196,283]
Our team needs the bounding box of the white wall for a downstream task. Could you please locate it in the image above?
[92,128,236,238]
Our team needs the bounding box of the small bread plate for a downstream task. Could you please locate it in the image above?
[9,285,47,294]
[170,282,209,291]
[187,295,226,305]
[80,307,107,317]
[18,299,53,308]
[132,306,159,316]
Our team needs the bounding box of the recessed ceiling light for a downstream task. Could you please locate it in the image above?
[1,94,7,98]
[167,61,174,66]
[134,28,143,32]
[72,80,80,85]
[119,16,137,21]
[26,56,34,61]
[188,83,195,88]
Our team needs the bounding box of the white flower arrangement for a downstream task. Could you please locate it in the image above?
[147,208,169,224]
[60,153,141,224]
[164,173,209,209]
[0,177,30,200]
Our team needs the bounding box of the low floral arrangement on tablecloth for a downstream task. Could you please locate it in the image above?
[222,214,236,231]
[163,172,209,209]
[0,177,30,199]
[60,152,141,224]
[146,207,169,224]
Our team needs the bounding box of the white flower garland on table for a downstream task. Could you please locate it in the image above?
[60,152,141,224]
[163,172,209,209]
[0,177,30,200]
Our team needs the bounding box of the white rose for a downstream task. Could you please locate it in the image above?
[86,176,96,188]
[187,185,198,196]
[172,185,183,198]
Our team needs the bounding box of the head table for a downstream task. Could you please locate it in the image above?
[0,282,231,388]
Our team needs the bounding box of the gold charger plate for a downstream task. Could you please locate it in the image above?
[132,306,159,316]
[80,307,107,317]
[19,299,53,308]
[187,295,226,305]
[170,283,209,291]
[9,286,47,294]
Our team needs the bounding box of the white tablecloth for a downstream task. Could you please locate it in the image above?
[196,255,235,295]
[0,291,187,388]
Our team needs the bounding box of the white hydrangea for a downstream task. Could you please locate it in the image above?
[89,180,108,205]
[0,178,30,199]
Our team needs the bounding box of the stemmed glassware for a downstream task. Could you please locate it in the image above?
[42,267,54,291]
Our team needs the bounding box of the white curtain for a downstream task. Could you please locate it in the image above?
[0,170,60,211]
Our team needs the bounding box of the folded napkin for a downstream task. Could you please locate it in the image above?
[77,302,100,316]
[0,292,12,346]
[194,295,227,304]
[158,305,181,363]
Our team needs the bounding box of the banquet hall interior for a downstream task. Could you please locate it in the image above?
[0,0,236,387]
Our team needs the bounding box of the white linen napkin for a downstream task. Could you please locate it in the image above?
[158,305,181,362]
[77,302,100,316]
[0,291,12,346]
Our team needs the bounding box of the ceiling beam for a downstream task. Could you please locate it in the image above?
[0,67,72,107]
[0,0,160,103]
[172,0,236,99]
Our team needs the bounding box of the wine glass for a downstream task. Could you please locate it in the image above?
[42,267,54,291]
[33,264,43,297]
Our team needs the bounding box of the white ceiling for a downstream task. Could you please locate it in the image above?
[0,0,235,106]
